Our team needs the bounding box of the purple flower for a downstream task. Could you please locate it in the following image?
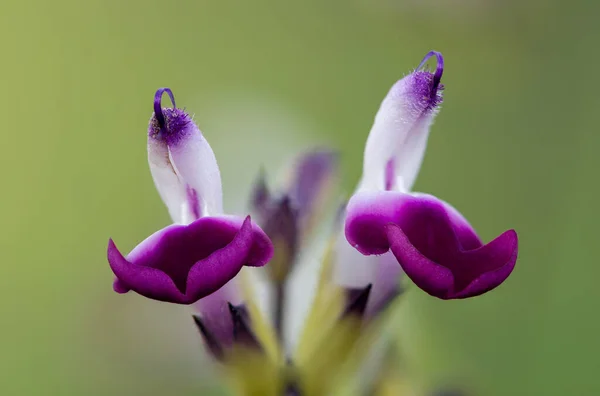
[103,50,521,394]
[340,51,518,300]
[108,88,273,304]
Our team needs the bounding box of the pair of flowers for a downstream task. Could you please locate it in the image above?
[107,50,518,320]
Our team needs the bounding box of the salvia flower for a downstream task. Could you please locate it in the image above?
[107,88,273,305]
[106,51,518,396]
[343,51,518,299]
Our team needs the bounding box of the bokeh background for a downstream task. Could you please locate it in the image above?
[1,0,598,395]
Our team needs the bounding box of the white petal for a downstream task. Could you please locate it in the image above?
[366,251,403,318]
[332,228,377,288]
[147,93,223,223]
[332,230,402,318]
[283,240,327,354]
[167,123,223,217]
[361,54,443,193]
[147,135,188,224]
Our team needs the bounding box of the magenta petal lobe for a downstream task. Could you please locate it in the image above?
[108,238,188,303]
[345,190,409,255]
[107,216,273,304]
[345,191,518,299]
[112,278,130,294]
[185,217,253,299]
[451,229,518,299]
[384,224,455,299]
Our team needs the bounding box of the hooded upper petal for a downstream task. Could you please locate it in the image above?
[345,191,518,299]
[108,216,273,304]
[360,51,444,193]
[148,88,223,224]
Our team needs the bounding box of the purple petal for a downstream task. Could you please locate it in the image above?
[288,149,338,217]
[450,230,518,298]
[262,196,300,281]
[345,190,411,255]
[391,194,481,263]
[113,279,130,293]
[108,239,188,304]
[108,216,273,304]
[249,169,271,219]
[194,278,239,350]
[193,294,262,359]
[383,224,455,299]
[185,217,265,299]
[345,191,518,299]
[345,191,481,255]
[192,314,225,361]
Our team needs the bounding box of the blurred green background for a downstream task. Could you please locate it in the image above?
[1,0,598,394]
